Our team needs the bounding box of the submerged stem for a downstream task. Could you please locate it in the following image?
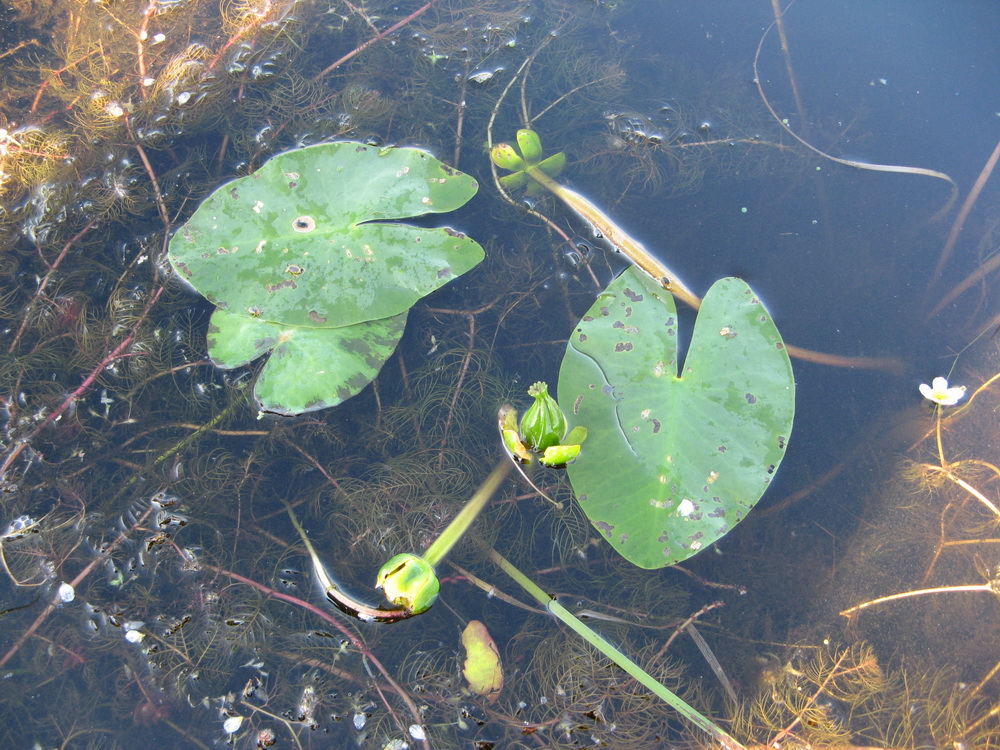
[523,165,899,372]
[284,501,414,623]
[424,460,511,567]
[524,166,701,310]
[487,548,746,750]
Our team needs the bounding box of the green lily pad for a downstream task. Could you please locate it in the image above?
[167,142,484,414]
[207,307,407,416]
[558,268,795,569]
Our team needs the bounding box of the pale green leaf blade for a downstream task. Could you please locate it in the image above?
[206,307,276,368]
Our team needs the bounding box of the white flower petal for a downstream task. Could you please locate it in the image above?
[939,386,967,406]
[409,724,427,740]
[223,716,244,734]
[125,629,145,643]
[57,582,75,603]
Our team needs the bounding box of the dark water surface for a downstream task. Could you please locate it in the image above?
[1,0,999,747]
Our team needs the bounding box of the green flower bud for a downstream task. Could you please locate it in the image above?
[490,142,526,172]
[515,129,544,164]
[375,553,439,614]
[519,382,568,452]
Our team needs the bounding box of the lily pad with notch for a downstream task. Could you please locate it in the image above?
[558,267,795,569]
[167,142,484,415]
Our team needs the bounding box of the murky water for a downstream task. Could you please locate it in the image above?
[1,1,999,746]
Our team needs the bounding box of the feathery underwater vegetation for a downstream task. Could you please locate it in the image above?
[1,0,1000,747]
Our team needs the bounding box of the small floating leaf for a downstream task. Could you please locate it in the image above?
[461,620,503,698]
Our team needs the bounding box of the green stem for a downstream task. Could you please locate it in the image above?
[424,460,511,567]
[487,548,746,750]
[524,166,702,311]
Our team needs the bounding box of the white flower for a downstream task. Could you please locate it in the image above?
[919,376,966,406]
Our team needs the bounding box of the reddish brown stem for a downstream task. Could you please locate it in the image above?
[928,135,1000,291]
[9,221,96,353]
[206,0,275,72]
[313,1,436,81]
[0,285,164,482]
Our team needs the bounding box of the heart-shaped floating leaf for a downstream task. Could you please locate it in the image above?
[207,307,407,415]
[167,142,484,414]
[558,268,795,569]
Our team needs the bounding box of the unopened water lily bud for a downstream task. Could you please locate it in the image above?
[515,129,544,164]
[375,553,439,614]
[490,142,526,171]
[519,382,568,453]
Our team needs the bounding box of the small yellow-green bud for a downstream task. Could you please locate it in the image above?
[375,553,439,614]
[490,143,526,172]
[515,129,544,164]
[519,382,568,453]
